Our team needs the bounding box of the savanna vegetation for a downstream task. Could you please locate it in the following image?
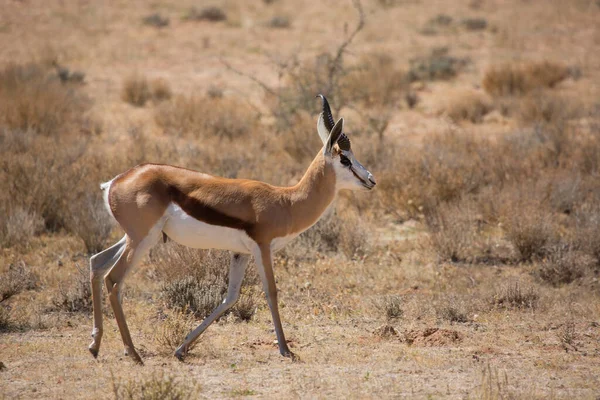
[1,0,599,398]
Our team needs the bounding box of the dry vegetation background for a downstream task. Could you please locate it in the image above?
[1,0,600,398]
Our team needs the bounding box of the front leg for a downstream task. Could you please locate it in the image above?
[253,243,296,360]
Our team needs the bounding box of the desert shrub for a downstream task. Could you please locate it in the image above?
[342,53,407,108]
[440,89,492,123]
[280,208,369,261]
[267,16,290,29]
[517,92,577,126]
[66,193,113,254]
[436,297,470,323]
[0,305,11,331]
[407,47,468,82]
[122,74,151,107]
[112,372,199,400]
[491,281,539,310]
[376,295,403,320]
[184,6,227,22]
[0,262,39,302]
[462,17,487,30]
[483,61,570,97]
[142,13,169,28]
[500,194,554,262]
[425,201,484,263]
[151,243,259,319]
[537,244,593,286]
[0,62,90,136]
[232,289,259,322]
[0,208,44,249]
[150,78,172,102]
[154,308,197,353]
[155,94,258,139]
[52,264,92,313]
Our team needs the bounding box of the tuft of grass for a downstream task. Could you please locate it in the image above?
[441,89,493,123]
[150,78,172,102]
[537,245,593,287]
[491,281,539,310]
[112,372,199,400]
[155,94,257,140]
[122,74,151,107]
[142,13,169,28]
[0,262,38,303]
[154,308,197,354]
[462,17,487,31]
[0,208,44,249]
[377,295,404,320]
[51,264,92,313]
[407,47,468,82]
[0,62,90,136]
[267,16,290,29]
[483,61,570,97]
[436,297,470,323]
[184,6,227,22]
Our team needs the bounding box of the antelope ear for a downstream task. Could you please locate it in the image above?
[317,113,330,145]
[325,118,344,155]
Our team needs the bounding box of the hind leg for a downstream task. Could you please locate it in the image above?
[89,235,127,358]
[104,231,160,364]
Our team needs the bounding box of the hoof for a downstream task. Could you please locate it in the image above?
[174,351,186,362]
[89,347,99,359]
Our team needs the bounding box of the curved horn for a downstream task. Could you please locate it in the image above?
[316,94,335,132]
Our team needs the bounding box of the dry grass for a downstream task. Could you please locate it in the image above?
[1,0,600,398]
[440,89,493,123]
[0,62,90,136]
[184,6,227,22]
[121,74,151,107]
[155,94,257,139]
[112,372,200,400]
[483,61,570,96]
[0,262,38,303]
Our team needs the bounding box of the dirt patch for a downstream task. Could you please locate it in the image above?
[402,328,463,346]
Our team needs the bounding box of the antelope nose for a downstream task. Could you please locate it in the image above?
[368,174,376,185]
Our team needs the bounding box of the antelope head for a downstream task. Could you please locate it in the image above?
[316,94,376,191]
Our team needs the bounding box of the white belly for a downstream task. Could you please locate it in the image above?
[162,203,252,254]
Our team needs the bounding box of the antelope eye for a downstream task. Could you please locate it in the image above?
[340,155,352,167]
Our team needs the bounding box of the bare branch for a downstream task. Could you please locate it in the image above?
[220,58,278,97]
[328,0,365,87]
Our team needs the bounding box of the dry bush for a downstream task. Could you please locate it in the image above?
[407,47,468,82]
[154,308,197,354]
[376,295,403,320]
[112,372,199,400]
[142,13,169,28]
[151,243,259,320]
[440,89,492,123]
[342,53,407,108]
[537,244,594,287]
[483,61,570,97]
[150,78,172,102]
[184,6,227,22]
[0,208,44,249]
[267,16,290,29]
[0,305,12,332]
[462,17,487,31]
[0,62,90,136]
[66,194,113,254]
[517,92,577,126]
[51,264,92,313]
[436,296,470,323]
[280,208,369,261]
[155,94,257,139]
[122,74,151,107]
[425,201,483,263]
[491,281,539,310]
[500,194,554,263]
[0,262,39,303]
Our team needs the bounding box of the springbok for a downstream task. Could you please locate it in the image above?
[88,95,376,364]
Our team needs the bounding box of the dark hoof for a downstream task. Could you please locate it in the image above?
[174,351,186,362]
[89,347,99,359]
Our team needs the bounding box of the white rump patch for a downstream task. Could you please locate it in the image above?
[100,178,115,219]
[162,203,253,254]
